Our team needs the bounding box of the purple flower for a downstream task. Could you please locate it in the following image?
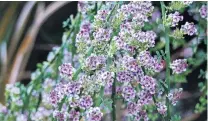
[140,76,156,94]
[76,29,91,43]
[93,28,112,42]
[122,56,143,73]
[79,95,93,109]
[170,59,188,74]
[181,22,197,36]
[156,102,167,115]
[31,107,53,120]
[183,1,193,5]
[137,51,152,66]
[135,110,149,121]
[137,90,153,106]
[168,12,183,27]
[86,107,103,121]
[0,104,7,114]
[113,36,126,50]
[133,31,157,48]
[53,110,67,121]
[137,51,164,72]
[122,85,136,101]
[127,102,140,115]
[199,5,207,19]
[69,109,80,121]
[94,10,109,22]
[117,71,134,83]
[85,55,106,70]
[16,114,28,121]
[167,88,183,105]
[100,71,115,87]
[66,82,82,97]
[59,63,74,79]
[49,83,66,107]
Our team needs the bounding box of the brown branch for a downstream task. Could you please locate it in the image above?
[7,1,71,84]
[0,2,19,104]
[181,113,201,121]
[7,1,37,66]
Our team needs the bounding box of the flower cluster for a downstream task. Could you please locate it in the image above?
[94,10,110,28]
[85,55,106,71]
[100,71,115,87]
[140,76,156,94]
[31,107,53,121]
[181,22,197,36]
[59,63,74,79]
[76,21,91,53]
[170,59,188,74]
[0,103,7,115]
[137,90,153,106]
[122,85,136,101]
[119,1,154,28]
[49,84,65,107]
[156,102,167,115]
[79,95,93,109]
[69,109,80,121]
[5,84,23,108]
[16,114,28,121]
[93,28,112,42]
[199,5,207,19]
[167,88,183,105]
[86,107,103,121]
[182,1,193,5]
[78,2,99,17]
[47,1,194,121]
[127,102,140,115]
[53,110,68,121]
[137,51,164,72]
[117,71,134,83]
[168,11,183,27]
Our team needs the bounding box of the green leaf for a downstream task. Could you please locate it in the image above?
[171,74,187,83]
[171,114,181,121]
[100,98,113,113]
[159,80,168,93]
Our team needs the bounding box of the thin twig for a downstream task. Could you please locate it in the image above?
[7,1,71,84]
[8,1,37,66]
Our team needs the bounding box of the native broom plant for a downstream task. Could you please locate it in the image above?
[0,1,207,121]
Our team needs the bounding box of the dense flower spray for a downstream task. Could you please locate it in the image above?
[2,1,205,121]
[47,1,192,121]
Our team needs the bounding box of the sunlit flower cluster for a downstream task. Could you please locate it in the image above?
[170,59,188,74]
[199,5,207,19]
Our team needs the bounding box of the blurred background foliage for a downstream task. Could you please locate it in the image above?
[0,1,207,121]
[0,1,77,102]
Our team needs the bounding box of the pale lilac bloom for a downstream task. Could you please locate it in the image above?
[79,95,93,109]
[122,85,136,101]
[168,12,183,27]
[170,59,188,74]
[156,102,167,115]
[69,109,80,121]
[86,107,103,121]
[199,5,207,18]
[167,88,183,105]
[181,22,197,36]
[59,63,74,79]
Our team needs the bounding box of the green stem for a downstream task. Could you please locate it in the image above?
[111,76,116,121]
[160,1,171,120]
[107,57,116,121]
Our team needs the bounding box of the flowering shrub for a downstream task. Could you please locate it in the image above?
[0,1,207,121]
